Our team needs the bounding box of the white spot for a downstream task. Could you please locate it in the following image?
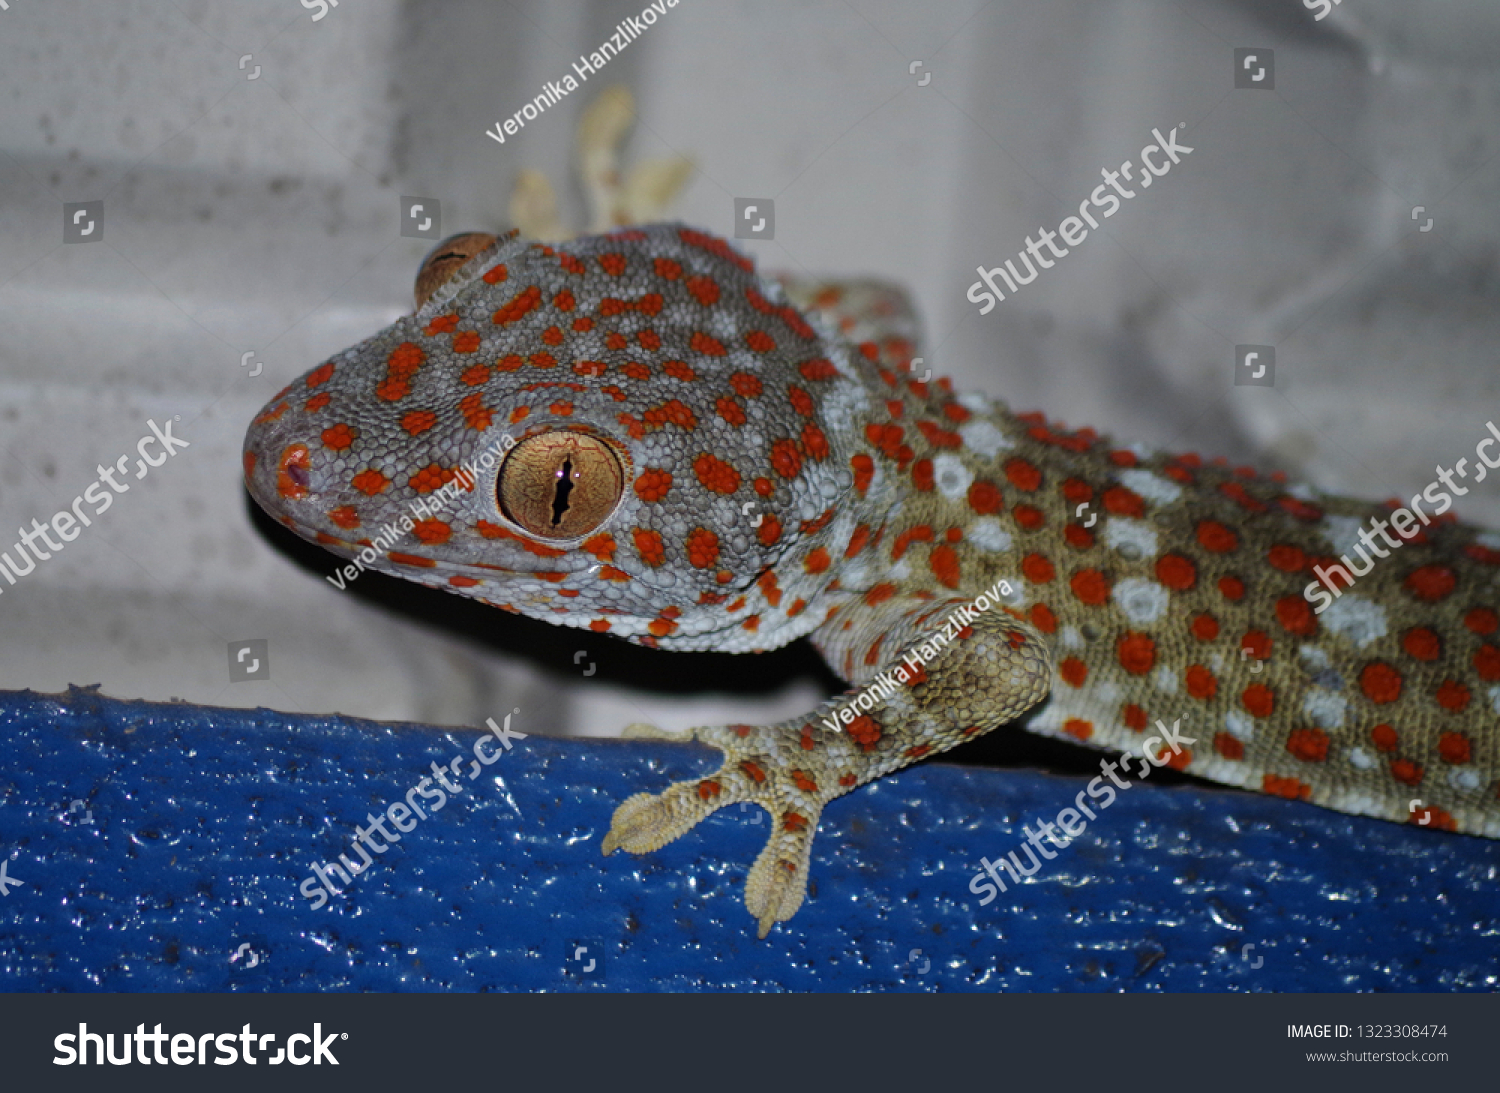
[1320,515,1365,555]
[1224,709,1256,743]
[888,558,911,580]
[1104,518,1159,560]
[932,453,972,501]
[1348,746,1375,770]
[1125,442,1156,460]
[1489,684,1500,715]
[1208,653,1225,673]
[1319,596,1388,648]
[1286,481,1319,502]
[1153,666,1179,694]
[1112,578,1169,625]
[996,578,1025,606]
[1094,679,1123,705]
[958,391,995,413]
[1300,644,1331,673]
[1117,468,1181,506]
[958,419,1010,458]
[966,518,1011,553]
[1059,625,1084,650]
[1449,767,1482,791]
[1302,687,1347,730]
[1476,531,1500,550]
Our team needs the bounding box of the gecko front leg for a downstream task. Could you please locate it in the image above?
[602,599,1056,937]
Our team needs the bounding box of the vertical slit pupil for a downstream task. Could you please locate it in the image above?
[551,457,575,526]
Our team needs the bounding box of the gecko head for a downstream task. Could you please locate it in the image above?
[243,223,874,650]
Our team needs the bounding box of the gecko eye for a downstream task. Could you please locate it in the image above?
[498,432,625,540]
[413,231,497,309]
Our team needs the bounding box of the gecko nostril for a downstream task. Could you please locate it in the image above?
[498,431,623,540]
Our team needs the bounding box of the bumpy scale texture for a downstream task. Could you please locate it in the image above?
[244,224,1500,936]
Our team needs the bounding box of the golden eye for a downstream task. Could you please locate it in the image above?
[413,231,497,309]
[498,432,625,540]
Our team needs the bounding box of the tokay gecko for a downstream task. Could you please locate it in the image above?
[243,223,1500,937]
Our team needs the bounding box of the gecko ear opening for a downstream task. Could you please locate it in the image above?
[497,431,625,540]
[413,231,498,309]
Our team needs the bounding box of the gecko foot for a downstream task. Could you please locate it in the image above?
[601,721,841,937]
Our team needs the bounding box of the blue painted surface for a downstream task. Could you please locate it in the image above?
[0,686,1495,991]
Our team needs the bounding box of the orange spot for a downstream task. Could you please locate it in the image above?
[1022,553,1055,584]
[306,362,336,387]
[1118,633,1156,675]
[929,544,960,589]
[1070,568,1109,605]
[1029,603,1056,633]
[686,527,720,569]
[1191,613,1219,641]
[1474,644,1500,681]
[1275,595,1317,637]
[1013,503,1044,529]
[1004,458,1041,491]
[1267,544,1306,572]
[1402,627,1441,661]
[1390,758,1424,787]
[321,423,357,451]
[967,480,1002,514]
[1360,662,1402,704]
[805,547,831,575]
[1242,683,1274,718]
[1123,704,1148,732]
[1219,576,1245,601]
[402,410,438,435]
[1371,724,1399,752]
[412,519,450,545]
[633,528,665,567]
[846,715,882,752]
[1196,520,1238,553]
[1263,774,1311,801]
[1464,607,1498,634]
[1435,679,1470,711]
[329,505,359,530]
[1062,719,1093,741]
[351,468,389,496]
[1186,665,1217,700]
[1101,486,1144,518]
[1405,564,1456,602]
[1215,733,1244,761]
[388,552,435,568]
[1438,731,1472,765]
[693,453,740,495]
[1059,658,1087,687]
[1156,554,1196,590]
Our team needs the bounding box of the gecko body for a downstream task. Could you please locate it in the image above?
[244,224,1499,936]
